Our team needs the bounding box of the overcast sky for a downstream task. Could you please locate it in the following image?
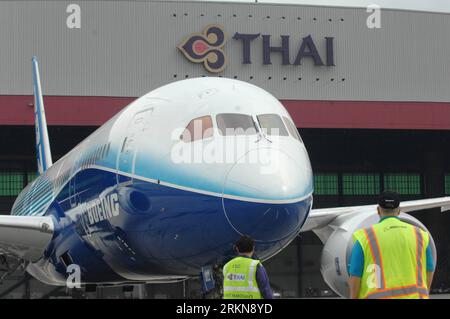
[198,0,450,13]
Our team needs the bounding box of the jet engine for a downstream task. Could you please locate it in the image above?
[314,211,436,298]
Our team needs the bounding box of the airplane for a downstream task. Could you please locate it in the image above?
[0,57,449,298]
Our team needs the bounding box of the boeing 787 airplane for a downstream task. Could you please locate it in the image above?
[0,57,448,297]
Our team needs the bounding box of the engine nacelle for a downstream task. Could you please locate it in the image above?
[316,211,436,298]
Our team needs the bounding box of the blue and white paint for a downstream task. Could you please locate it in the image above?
[12,76,314,285]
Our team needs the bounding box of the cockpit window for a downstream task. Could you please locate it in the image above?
[283,116,303,143]
[216,114,257,136]
[181,116,213,142]
[257,114,289,136]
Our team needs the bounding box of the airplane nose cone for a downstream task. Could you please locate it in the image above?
[222,148,313,242]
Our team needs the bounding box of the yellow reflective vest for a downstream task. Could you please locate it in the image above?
[353,217,430,299]
[223,256,262,299]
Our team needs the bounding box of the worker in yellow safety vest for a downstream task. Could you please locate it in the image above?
[223,235,273,299]
[348,191,435,299]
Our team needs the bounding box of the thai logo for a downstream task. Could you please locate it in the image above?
[227,273,246,281]
[178,24,227,73]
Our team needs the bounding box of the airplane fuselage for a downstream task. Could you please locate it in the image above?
[12,78,313,285]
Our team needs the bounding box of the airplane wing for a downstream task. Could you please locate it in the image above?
[0,215,54,262]
[301,196,450,232]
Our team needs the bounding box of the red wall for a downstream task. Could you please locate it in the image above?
[2,95,450,130]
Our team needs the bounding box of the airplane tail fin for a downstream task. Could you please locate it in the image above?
[31,56,52,175]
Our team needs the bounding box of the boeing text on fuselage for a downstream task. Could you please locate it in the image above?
[81,193,119,227]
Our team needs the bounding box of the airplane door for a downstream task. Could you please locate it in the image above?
[69,152,83,208]
[116,108,154,184]
[69,177,77,208]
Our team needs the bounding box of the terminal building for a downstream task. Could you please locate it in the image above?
[0,0,449,297]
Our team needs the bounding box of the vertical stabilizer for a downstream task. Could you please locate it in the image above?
[31,57,52,174]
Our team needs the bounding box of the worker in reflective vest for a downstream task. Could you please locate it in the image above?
[348,191,435,299]
[223,235,273,299]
